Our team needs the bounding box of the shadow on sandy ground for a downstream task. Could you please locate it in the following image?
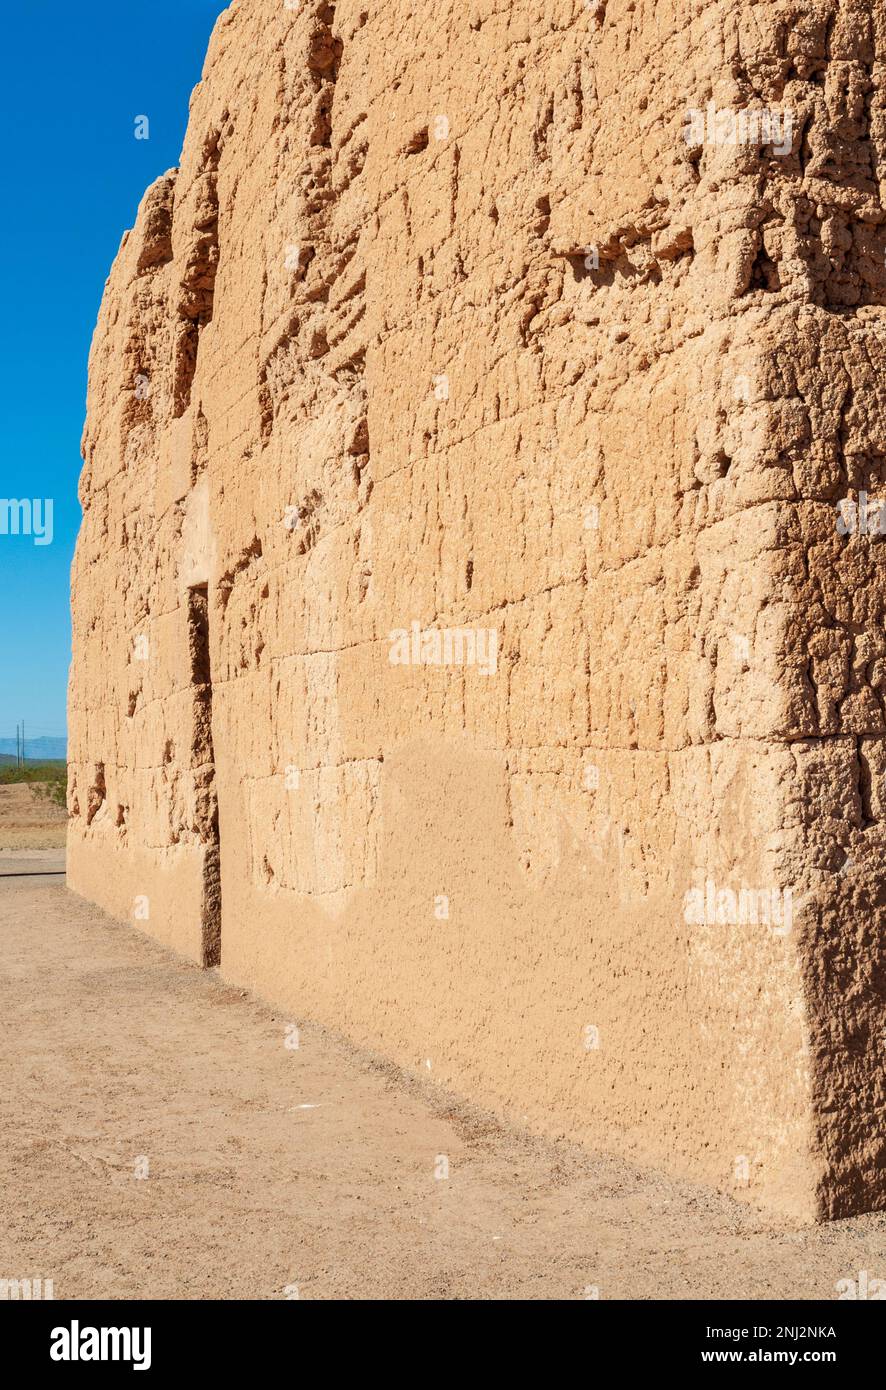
[0,876,883,1300]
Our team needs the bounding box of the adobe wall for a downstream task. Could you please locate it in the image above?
[69,0,886,1219]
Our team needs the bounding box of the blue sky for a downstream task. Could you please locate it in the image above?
[0,0,228,749]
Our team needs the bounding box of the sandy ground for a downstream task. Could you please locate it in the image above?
[0,864,884,1301]
[0,782,67,850]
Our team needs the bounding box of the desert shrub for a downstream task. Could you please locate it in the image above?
[0,761,68,809]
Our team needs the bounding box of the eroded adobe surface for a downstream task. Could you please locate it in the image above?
[69,0,886,1219]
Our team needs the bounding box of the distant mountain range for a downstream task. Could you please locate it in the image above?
[0,736,67,762]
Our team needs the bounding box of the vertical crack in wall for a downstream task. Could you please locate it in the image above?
[173,128,223,418]
[259,4,371,556]
[187,584,220,967]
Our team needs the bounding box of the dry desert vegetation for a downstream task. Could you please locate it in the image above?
[0,776,67,852]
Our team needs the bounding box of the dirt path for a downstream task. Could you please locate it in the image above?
[1,865,883,1300]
